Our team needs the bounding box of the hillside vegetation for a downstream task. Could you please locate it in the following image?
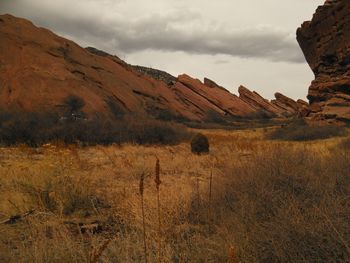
[0,128,349,262]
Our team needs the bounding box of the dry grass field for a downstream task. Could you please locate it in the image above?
[0,128,349,262]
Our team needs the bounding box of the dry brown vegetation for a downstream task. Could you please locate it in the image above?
[266,119,348,141]
[0,128,349,262]
[0,111,191,146]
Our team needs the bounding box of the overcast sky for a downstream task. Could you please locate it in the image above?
[1,0,324,99]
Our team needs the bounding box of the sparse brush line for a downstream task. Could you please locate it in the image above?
[155,157,162,263]
[139,172,148,263]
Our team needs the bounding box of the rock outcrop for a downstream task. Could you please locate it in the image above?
[203,78,230,93]
[238,86,283,116]
[238,86,309,117]
[273,92,299,113]
[297,0,350,121]
[0,14,217,121]
[177,74,258,117]
[131,65,177,86]
[0,14,306,123]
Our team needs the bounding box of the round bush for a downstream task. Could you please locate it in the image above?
[191,133,209,154]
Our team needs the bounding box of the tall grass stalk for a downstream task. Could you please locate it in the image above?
[139,172,147,263]
[208,169,213,230]
[155,158,162,263]
[90,239,112,263]
[228,246,237,263]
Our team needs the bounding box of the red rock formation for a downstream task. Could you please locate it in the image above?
[0,14,160,117]
[177,74,257,117]
[0,14,308,123]
[297,0,350,121]
[238,86,308,117]
[203,78,230,93]
[297,99,309,108]
[274,93,299,112]
[0,14,226,121]
[296,99,311,117]
[238,86,284,116]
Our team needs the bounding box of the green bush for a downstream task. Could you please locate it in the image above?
[190,133,209,154]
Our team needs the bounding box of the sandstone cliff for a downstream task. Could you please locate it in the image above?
[297,0,350,121]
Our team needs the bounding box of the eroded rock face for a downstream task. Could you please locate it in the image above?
[297,0,350,121]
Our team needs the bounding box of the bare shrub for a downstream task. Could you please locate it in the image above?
[266,119,348,141]
[125,118,191,145]
[0,111,59,146]
[16,172,100,216]
[0,110,190,146]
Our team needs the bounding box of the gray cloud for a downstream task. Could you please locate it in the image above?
[1,0,305,63]
[114,19,303,63]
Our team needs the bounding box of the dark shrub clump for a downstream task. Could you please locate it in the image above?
[0,110,191,147]
[63,95,85,119]
[204,110,228,124]
[266,119,348,141]
[191,133,209,154]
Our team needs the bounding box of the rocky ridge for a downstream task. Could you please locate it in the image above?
[0,14,306,123]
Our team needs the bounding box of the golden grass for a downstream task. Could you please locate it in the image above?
[0,128,349,262]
